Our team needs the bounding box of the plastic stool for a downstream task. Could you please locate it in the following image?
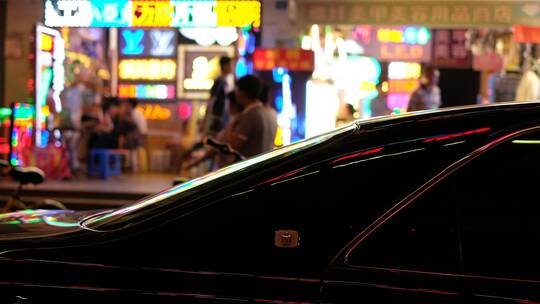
[88,149,124,179]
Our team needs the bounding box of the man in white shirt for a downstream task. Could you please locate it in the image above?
[128,98,148,172]
[231,75,278,158]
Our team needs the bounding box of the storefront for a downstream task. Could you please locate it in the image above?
[27,0,261,176]
[296,0,540,137]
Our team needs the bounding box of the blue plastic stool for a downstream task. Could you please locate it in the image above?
[88,149,124,179]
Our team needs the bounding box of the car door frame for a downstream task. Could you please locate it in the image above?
[321,124,540,303]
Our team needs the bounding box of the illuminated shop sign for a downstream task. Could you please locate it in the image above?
[388,62,421,79]
[44,0,261,28]
[118,84,176,100]
[178,45,234,99]
[36,25,65,149]
[137,103,172,120]
[180,27,239,47]
[120,29,177,57]
[387,62,421,111]
[253,49,315,71]
[300,2,532,27]
[353,26,432,62]
[10,103,35,166]
[118,59,176,81]
[377,27,431,45]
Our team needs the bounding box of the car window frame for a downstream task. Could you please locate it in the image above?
[331,124,540,279]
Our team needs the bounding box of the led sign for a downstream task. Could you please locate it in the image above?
[36,25,65,148]
[353,26,432,63]
[388,62,421,80]
[178,45,234,99]
[44,0,261,28]
[118,83,175,99]
[120,29,177,57]
[377,27,430,45]
[137,104,172,120]
[180,27,238,47]
[253,48,315,71]
[119,59,176,81]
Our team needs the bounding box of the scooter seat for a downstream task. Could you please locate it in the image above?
[10,166,45,185]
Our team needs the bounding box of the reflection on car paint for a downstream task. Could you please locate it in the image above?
[86,126,354,228]
[333,148,426,169]
[423,127,491,143]
[331,147,385,164]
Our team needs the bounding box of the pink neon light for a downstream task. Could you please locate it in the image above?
[423,127,491,143]
[332,147,384,164]
[387,93,410,110]
[256,167,306,187]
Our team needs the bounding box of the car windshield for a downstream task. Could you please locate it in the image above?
[82,123,357,230]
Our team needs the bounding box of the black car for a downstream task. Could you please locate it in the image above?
[2,102,540,303]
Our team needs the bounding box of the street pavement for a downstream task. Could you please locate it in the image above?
[0,173,178,210]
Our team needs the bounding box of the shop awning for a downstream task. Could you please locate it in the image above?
[297,1,540,27]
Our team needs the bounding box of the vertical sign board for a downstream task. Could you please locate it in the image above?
[177,45,234,99]
[35,25,65,148]
[118,28,178,100]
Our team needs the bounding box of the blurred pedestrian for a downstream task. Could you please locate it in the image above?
[231,75,278,158]
[89,98,119,149]
[407,67,441,112]
[185,91,244,170]
[128,98,148,172]
[370,80,392,117]
[201,56,234,137]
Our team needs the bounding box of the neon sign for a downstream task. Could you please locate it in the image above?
[388,62,421,80]
[119,59,176,81]
[180,27,239,47]
[10,103,35,166]
[44,0,261,28]
[121,29,144,55]
[178,45,234,99]
[353,26,432,63]
[36,25,65,148]
[377,27,430,45]
[120,29,177,57]
[118,84,175,100]
[137,104,172,120]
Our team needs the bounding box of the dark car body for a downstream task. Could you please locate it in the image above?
[2,102,540,303]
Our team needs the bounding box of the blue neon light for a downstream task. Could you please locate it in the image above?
[272,67,288,83]
[121,29,145,55]
[236,57,249,78]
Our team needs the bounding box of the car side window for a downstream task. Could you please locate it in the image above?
[349,129,540,279]
[452,130,540,280]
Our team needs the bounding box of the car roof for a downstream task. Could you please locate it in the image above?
[354,102,540,130]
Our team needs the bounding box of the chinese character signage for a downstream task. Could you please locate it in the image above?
[432,29,472,68]
[353,26,432,62]
[45,0,261,28]
[253,49,315,71]
[177,45,235,99]
[299,2,540,27]
[513,26,540,43]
